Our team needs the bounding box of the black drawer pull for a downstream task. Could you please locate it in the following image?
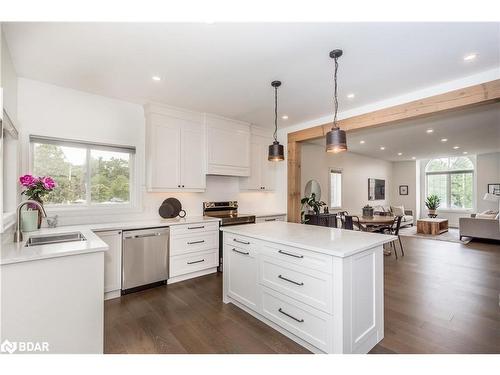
[232,248,250,255]
[233,238,250,245]
[187,259,205,265]
[187,240,205,245]
[278,308,304,323]
[278,250,304,258]
[188,226,205,230]
[278,274,304,286]
[265,218,277,222]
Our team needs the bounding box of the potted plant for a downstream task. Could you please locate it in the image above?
[425,194,441,218]
[19,174,57,229]
[300,192,326,223]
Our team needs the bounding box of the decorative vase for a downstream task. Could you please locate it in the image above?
[21,210,39,232]
[28,198,44,229]
[428,209,436,218]
[362,205,374,218]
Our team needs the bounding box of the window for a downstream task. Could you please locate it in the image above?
[425,157,474,210]
[30,135,135,207]
[329,169,342,208]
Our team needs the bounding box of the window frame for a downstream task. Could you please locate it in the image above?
[424,157,475,212]
[29,135,140,215]
[328,167,343,210]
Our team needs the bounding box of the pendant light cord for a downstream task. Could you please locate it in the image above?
[274,85,278,142]
[333,55,339,130]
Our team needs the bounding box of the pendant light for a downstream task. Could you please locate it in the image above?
[268,80,285,161]
[326,49,348,153]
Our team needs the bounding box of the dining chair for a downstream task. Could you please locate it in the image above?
[381,215,404,259]
[341,215,364,231]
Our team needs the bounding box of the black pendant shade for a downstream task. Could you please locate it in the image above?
[268,141,285,161]
[325,128,347,153]
[325,49,348,153]
[268,80,285,161]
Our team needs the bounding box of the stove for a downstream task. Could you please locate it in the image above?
[203,201,255,226]
[203,201,255,271]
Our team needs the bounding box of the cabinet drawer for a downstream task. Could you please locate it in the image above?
[170,249,218,277]
[256,215,286,223]
[223,233,256,250]
[170,222,219,236]
[170,231,218,256]
[261,243,333,274]
[261,287,332,352]
[260,256,332,313]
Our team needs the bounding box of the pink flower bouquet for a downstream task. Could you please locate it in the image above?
[19,174,57,205]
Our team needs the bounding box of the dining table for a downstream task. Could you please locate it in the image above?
[353,215,395,256]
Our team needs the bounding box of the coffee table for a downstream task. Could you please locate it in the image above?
[416,218,448,235]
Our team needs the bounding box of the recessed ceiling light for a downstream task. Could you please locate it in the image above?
[453,146,460,149]
[411,156,416,160]
[463,151,468,155]
[347,93,355,99]
[441,138,448,142]
[281,115,288,120]
[359,140,365,144]
[426,129,434,134]
[397,152,403,156]
[380,146,385,150]
[464,53,477,61]
[152,76,161,81]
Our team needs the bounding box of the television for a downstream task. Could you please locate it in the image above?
[368,178,385,201]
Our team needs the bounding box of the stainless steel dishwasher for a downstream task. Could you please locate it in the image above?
[122,227,169,294]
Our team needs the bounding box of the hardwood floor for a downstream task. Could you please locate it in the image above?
[104,236,500,354]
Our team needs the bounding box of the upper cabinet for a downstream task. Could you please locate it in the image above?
[240,127,277,191]
[205,114,251,176]
[145,104,206,192]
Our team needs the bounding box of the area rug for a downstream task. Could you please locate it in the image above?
[399,226,471,244]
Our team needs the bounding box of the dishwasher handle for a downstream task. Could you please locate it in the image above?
[123,231,166,239]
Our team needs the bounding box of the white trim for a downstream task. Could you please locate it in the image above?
[328,167,343,209]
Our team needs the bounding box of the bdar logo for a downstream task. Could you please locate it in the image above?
[1,340,17,354]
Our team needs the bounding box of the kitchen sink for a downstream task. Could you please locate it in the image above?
[25,232,87,247]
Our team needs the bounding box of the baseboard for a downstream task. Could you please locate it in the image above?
[104,290,121,301]
[167,267,217,284]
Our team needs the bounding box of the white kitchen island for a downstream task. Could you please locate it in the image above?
[221,221,396,354]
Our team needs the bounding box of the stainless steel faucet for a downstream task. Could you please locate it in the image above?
[14,200,48,242]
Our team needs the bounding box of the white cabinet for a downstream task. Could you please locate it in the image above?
[205,114,250,176]
[240,132,276,191]
[227,245,259,310]
[95,230,122,299]
[145,104,206,192]
[168,222,219,284]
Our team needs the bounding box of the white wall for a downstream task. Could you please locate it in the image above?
[16,78,283,226]
[476,152,500,212]
[300,143,393,213]
[391,161,417,216]
[1,32,17,119]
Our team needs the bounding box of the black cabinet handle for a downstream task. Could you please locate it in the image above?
[232,248,250,255]
[278,250,304,258]
[278,308,304,323]
[265,218,277,222]
[233,238,250,245]
[188,226,205,230]
[278,274,304,286]
[187,259,205,265]
[187,240,205,245]
[182,185,185,188]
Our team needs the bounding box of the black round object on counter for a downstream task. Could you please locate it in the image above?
[165,198,182,217]
[158,202,175,218]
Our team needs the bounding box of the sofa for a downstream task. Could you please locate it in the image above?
[373,205,414,227]
[459,214,500,241]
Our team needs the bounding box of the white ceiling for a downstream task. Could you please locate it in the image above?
[4,22,500,127]
[307,103,500,161]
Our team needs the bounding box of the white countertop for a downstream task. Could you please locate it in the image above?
[1,216,220,266]
[221,221,396,257]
